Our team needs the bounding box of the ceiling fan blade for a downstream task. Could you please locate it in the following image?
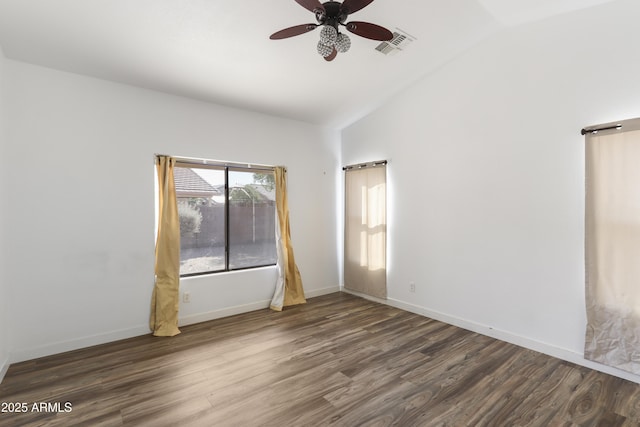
[295,0,325,13]
[324,47,337,62]
[270,24,318,40]
[340,0,374,15]
[345,21,393,41]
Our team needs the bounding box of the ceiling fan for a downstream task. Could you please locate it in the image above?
[270,0,393,61]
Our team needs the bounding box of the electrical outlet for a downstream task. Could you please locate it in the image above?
[410,282,416,293]
[183,292,191,303]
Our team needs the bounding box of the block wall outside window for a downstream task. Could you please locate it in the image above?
[175,164,277,276]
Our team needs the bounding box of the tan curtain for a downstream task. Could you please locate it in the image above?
[150,156,181,336]
[585,120,640,374]
[270,167,306,311]
[344,164,386,299]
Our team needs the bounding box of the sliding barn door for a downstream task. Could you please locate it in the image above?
[344,163,387,299]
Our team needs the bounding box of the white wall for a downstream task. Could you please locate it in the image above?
[0,43,9,382]
[4,60,340,363]
[342,0,640,383]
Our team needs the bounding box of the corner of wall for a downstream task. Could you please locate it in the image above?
[0,41,10,384]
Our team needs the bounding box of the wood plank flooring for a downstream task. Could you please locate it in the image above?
[2,292,640,426]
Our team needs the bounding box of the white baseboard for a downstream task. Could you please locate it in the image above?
[10,325,150,364]
[10,287,343,366]
[179,286,340,326]
[179,300,272,327]
[305,285,341,298]
[341,288,640,384]
[0,356,9,384]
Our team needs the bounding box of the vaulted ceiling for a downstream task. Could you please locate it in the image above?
[0,0,618,128]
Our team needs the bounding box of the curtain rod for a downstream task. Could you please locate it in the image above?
[343,160,387,171]
[581,124,622,135]
[155,154,277,171]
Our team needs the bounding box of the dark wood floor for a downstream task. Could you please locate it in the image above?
[2,292,640,426]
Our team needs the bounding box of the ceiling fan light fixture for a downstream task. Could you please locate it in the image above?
[317,41,334,57]
[319,25,338,45]
[271,0,392,61]
[335,32,351,53]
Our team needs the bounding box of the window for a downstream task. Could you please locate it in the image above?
[174,162,277,276]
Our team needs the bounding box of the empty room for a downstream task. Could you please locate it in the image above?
[2,0,640,425]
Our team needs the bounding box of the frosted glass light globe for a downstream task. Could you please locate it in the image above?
[317,41,333,57]
[335,33,351,53]
[319,26,338,45]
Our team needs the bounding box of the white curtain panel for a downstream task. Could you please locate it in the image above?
[585,120,640,374]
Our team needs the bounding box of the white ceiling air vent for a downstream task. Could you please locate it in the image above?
[375,28,416,56]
